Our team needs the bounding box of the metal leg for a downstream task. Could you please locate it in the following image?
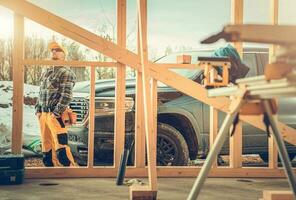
[262,100,296,197]
[187,99,243,200]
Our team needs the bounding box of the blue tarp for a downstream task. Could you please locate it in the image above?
[212,44,250,83]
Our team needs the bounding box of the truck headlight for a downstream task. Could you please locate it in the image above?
[91,97,134,116]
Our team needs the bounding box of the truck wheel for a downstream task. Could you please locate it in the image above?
[128,123,189,166]
[157,123,189,166]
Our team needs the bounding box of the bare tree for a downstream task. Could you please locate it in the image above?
[24,35,49,85]
[0,39,13,81]
[63,40,86,82]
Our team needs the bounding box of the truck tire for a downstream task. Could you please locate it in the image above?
[128,123,189,166]
[157,123,189,166]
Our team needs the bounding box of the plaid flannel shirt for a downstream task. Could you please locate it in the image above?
[35,66,76,117]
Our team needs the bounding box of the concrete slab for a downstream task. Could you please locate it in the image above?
[0,178,291,200]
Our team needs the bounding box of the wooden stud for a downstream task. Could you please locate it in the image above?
[114,0,127,168]
[11,13,24,154]
[151,78,158,166]
[230,0,243,168]
[87,66,96,168]
[135,72,146,168]
[231,0,243,56]
[268,0,279,169]
[137,0,158,191]
[230,121,243,168]
[135,16,146,168]
[209,107,218,168]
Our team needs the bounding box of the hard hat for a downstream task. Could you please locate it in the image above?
[48,41,66,54]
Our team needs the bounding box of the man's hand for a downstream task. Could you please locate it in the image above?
[36,112,41,119]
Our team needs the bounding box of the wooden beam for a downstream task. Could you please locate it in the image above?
[209,107,218,168]
[263,190,294,200]
[2,0,296,146]
[268,0,279,169]
[137,0,158,191]
[135,71,146,168]
[23,59,117,67]
[24,167,296,179]
[114,0,126,168]
[151,78,158,167]
[135,7,146,168]
[223,24,296,45]
[11,13,24,154]
[230,0,243,168]
[231,0,243,56]
[87,66,96,168]
[229,121,243,168]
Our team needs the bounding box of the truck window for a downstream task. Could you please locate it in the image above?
[243,52,269,77]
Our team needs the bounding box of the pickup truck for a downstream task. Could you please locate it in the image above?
[68,48,296,166]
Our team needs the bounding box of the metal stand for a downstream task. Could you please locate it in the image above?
[187,98,296,200]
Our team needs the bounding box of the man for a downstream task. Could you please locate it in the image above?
[35,41,76,167]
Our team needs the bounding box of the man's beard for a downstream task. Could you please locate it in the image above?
[52,57,58,60]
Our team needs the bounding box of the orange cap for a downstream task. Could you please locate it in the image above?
[48,41,66,54]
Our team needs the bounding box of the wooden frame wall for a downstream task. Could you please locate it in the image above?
[3,0,295,182]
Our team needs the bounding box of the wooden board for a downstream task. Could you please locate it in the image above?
[114,0,127,168]
[268,0,279,169]
[24,167,296,178]
[263,190,294,200]
[87,67,95,167]
[137,0,157,191]
[209,107,218,168]
[130,185,157,200]
[229,0,243,168]
[11,13,24,154]
[135,12,146,168]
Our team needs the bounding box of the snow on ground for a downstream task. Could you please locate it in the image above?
[0,81,40,153]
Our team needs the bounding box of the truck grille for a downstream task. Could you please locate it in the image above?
[70,98,88,122]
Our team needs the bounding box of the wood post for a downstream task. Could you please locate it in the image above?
[137,0,158,191]
[11,13,24,154]
[135,6,146,168]
[230,0,243,168]
[151,79,158,166]
[114,0,127,168]
[209,107,218,168]
[268,0,279,169]
[87,66,96,167]
[231,0,243,56]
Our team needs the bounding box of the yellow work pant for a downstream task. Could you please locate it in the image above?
[38,112,75,167]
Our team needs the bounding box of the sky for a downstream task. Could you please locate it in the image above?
[0,0,296,57]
